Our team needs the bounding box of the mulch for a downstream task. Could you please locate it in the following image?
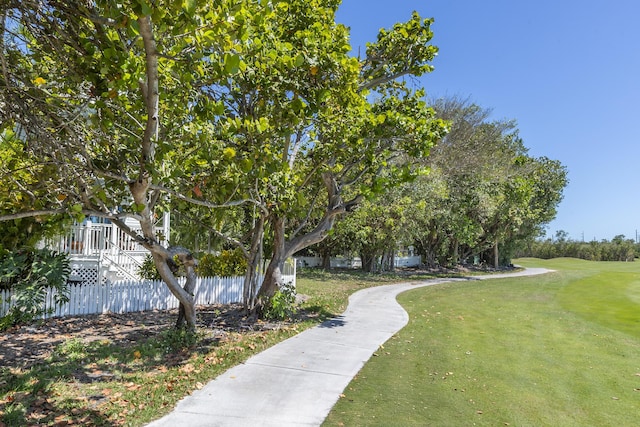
[0,304,285,370]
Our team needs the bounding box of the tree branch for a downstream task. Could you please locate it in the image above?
[147,182,268,214]
[358,69,411,92]
[137,15,159,169]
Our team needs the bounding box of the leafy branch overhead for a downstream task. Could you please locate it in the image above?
[360,12,439,90]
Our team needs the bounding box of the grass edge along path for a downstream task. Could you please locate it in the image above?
[323,258,640,427]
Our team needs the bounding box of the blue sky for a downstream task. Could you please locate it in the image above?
[336,0,640,242]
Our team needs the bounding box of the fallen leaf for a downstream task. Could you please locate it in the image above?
[180,363,195,374]
[476,410,483,414]
[612,397,619,400]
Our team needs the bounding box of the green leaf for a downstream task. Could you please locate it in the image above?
[183,0,196,14]
[138,0,152,16]
[132,203,146,213]
[291,98,306,112]
[224,54,241,74]
[240,158,253,172]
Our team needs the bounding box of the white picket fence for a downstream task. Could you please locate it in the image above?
[0,269,296,319]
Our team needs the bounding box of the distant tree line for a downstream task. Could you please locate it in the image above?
[305,98,568,272]
[516,231,638,262]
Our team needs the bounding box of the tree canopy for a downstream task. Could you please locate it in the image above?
[321,97,568,271]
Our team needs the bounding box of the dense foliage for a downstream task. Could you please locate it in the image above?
[197,249,248,277]
[0,248,70,329]
[0,0,447,322]
[318,98,568,271]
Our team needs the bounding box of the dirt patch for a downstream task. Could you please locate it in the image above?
[0,304,289,370]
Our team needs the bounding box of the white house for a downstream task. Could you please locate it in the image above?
[45,214,170,286]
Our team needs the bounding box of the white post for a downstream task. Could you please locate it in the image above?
[111,221,118,255]
[83,221,92,256]
[163,211,170,246]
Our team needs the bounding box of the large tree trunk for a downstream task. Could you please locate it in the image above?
[255,173,363,313]
[360,251,377,273]
[493,240,499,269]
[243,215,265,311]
[256,217,287,307]
[152,250,197,329]
[173,249,198,329]
[452,239,459,266]
[320,251,332,270]
[128,177,197,330]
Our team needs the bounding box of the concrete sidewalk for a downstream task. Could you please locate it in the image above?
[146,268,551,427]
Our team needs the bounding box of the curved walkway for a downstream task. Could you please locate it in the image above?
[147,268,552,427]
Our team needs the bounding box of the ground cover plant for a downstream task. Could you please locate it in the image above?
[323,258,640,426]
[0,267,463,426]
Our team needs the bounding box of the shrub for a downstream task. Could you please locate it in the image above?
[197,248,247,277]
[138,254,162,280]
[264,281,297,321]
[0,248,70,330]
[139,248,248,280]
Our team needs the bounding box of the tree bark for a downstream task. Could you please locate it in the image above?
[243,215,265,311]
[360,251,376,273]
[321,252,331,270]
[153,250,197,329]
[256,216,286,306]
[255,172,363,313]
[172,248,198,329]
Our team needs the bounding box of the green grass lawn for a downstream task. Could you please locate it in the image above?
[323,258,640,426]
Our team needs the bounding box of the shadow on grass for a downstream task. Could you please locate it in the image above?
[0,321,219,426]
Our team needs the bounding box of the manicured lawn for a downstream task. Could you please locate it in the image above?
[323,258,640,426]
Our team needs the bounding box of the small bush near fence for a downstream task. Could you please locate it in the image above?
[137,249,248,280]
[197,249,247,276]
[0,248,71,330]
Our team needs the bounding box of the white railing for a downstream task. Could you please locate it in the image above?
[0,263,296,319]
[46,222,166,257]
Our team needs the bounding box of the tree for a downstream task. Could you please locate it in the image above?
[248,8,446,304]
[0,0,257,329]
[392,97,568,268]
[327,190,413,272]
[163,3,447,309]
